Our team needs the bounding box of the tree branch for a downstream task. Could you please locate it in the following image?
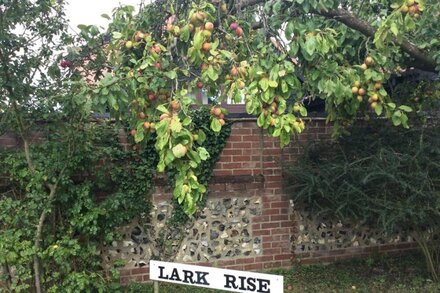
[318,8,437,72]
[237,0,438,72]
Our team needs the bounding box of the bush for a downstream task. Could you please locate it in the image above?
[286,120,440,281]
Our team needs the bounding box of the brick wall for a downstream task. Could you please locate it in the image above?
[0,118,417,285]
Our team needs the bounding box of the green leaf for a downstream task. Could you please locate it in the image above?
[165,70,177,80]
[207,66,219,81]
[170,119,182,133]
[197,147,210,161]
[390,23,399,37]
[156,105,170,114]
[374,103,383,116]
[259,78,269,92]
[257,112,266,127]
[112,32,123,39]
[269,80,278,88]
[398,105,412,112]
[210,118,221,132]
[304,36,316,55]
[193,31,204,50]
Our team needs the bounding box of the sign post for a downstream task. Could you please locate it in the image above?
[150,260,284,293]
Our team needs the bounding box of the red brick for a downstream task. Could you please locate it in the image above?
[271,215,289,221]
[271,228,291,235]
[232,169,253,175]
[216,259,236,266]
[274,254,292,261]
[252,223,261,230]
[261,222,280,229]
[244,263,263,271]
[131,267,148,275]
[262,208,280,216]
[253,229,271,236]
[236,257,255,265]
[255,255,274,262]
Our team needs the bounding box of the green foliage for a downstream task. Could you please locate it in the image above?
[0,123,157,292]
[286,120,440,280]
[156,106,231,259]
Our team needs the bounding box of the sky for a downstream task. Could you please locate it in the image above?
[65,0,145,33]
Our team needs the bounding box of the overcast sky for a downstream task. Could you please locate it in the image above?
[65,0,145,33]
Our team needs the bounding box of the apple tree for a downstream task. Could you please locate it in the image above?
[84,0,440,214]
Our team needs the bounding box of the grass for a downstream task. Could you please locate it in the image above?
[124,251,440,292]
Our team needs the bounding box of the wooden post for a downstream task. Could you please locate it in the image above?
[154,280,159,293]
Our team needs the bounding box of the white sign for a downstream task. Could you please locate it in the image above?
[150,260,284,293]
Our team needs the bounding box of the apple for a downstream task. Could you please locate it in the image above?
[205,22,214,31]
[60,60,72,68]
[365,56,374,65]
[143,121,150,129]
[125,41,133,49]
[160,113,170,120]
[354,80,361,88]
[230,22,239,30]
[235,27,244,37]
[357,95,363,102]
[172,143,187,158]
[358,88,367,96]
[154,62,161,69]
[401,4,409,13]
[370,101,378,109]
[371,94,379,102]
[351,87,359,94]
[148,93,157,101]
[374,82,382,90]
[230,66,239,76]
[213,107,222,116]
[221,3,228,13]
[202,42,211,51]
[170,100,181,111]
[201,63,209,71]
[197,81,204,89]
[360,63,368,70]
[130,129,136,136]
[219,118,225,126]
[138,112,146,119]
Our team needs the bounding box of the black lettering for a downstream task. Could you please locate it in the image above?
[238,276,247,290]
[247,277,257,291]
[183,270,195,284]
[158,266,169,280]
[169,268,182,281]
[257,279,270,293]
[224,274,238,289]
[195,271,210,285]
